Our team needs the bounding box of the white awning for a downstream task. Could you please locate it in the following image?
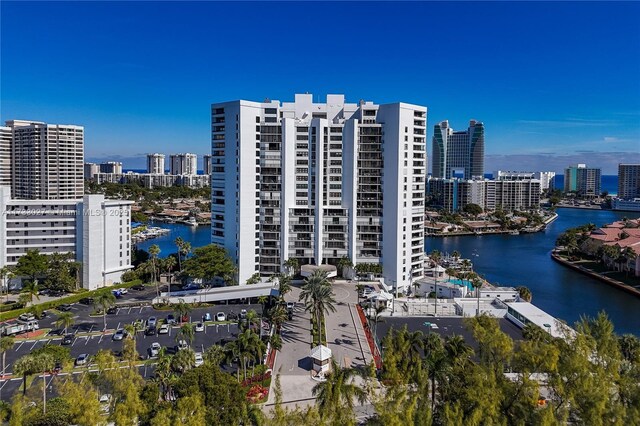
[310,344,332,361]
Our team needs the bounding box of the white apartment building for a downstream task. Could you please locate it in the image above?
[211,94,427,293]
[0,127,11,189]
[147,153,166,175]
[6,120,84,200]
[534,171,555,193]
[170,153,197,176]
[90,172,210,188]
[84,162,100,179]
[0,186,133,290]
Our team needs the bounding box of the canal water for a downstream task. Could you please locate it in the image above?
[426,208,640,335]
[137,209,640,335]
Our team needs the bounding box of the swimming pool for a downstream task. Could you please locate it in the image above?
[447,278,473,290]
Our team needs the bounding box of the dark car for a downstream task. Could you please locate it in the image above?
[144,326,156,336]
[57,304,72,311]
[131,284,145,291]
[49,290,64,297]
[107,306,118,314]
[79,297,95,305]
[166,314,176,325]
[287,311,293,321]
[61,334,75,345]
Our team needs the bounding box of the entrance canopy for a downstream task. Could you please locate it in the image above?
[300,264,338,278]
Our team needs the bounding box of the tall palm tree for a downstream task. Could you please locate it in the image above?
[471,276,483,316]
[154,347,175,400]
[240,309,260,332]
[174,299,192,324]
[149,244,161,297]
[94,291,116,331]
[55,311,75,334]
[0,336,14,378]
[204,344,225,366]
[444,334,473,365]
[178,323,195,348]
[371,305,386,344]
[312,359,367,419]
[0,266,12,303]
[124,323,137,342]
[235,328,265,380]
[175,237,185,272]
[299,271,337,339]
[283,258,299,276]
[164,256,177,287]
[257,295,269,322]
[267,305,288,329]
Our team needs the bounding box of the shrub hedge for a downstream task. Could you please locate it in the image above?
[0,279,142,322]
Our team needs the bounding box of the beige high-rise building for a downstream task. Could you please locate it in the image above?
[6,120,84,200]
[146,153,165,174]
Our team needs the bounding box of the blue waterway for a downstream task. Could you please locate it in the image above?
[426,207,640,335]
[135,221,211,256]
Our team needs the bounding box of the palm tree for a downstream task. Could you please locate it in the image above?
[283,258,299,276]
[451,250,460,261]
[0,266,12,303]
[154,348,175,400]
[171,348,195,373]
[239,309,261,332]
[621,246,637,276]
[371,305,386,344]
[267,305,288,329]
[299,271,337,340]
[164,256,177,287]
[235,328,265,380]
[124,323,137,342]
[204,344,225,366]
[444,334,473,365]
[174,299,192,324]
[257,295,269,321]
[0,337,14,378]
[277,274,292,301]
[21,280,40,307]
[425,344,449,413]
[178,323,195,348]
[14,353,51,396]
[55,311,75,334]
[471,276,483,316]
[149,244,161,297]
[429,249,442,267]
[175,237,185,272]
[94,291,116,331]
[312,359,367,419]
[337,256,353,278]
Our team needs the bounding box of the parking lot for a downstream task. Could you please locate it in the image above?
[0,287,265,401]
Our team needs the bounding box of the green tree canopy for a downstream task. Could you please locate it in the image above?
[182,245,235,284]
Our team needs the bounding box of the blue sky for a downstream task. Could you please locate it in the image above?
[2,1,639,174]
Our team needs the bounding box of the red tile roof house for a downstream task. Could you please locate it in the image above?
[582,225,640,277]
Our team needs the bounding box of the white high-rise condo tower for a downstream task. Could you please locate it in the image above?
[147,153,166,174]
[170,153,197,175]
[6,120,84,200]
[211,94,427,294]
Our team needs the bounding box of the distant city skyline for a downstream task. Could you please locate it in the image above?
[2,2,639,174]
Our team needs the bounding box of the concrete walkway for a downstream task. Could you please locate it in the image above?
[325,282,373,368]
[265,286,316,408]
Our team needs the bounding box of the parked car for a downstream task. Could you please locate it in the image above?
[118,288,128,295]
[145,326,156,336]
[57,304,72,312]
[227,311,238,320]
[286,302,295,311]
[79,297,94,305]
[131,284,145,291]
[194,352,204,367]
[202,313,212,322]
[215,312,226,322]
[239,309,247,319]
[49,290,64,297]
[112,290,122,298]
[112,329,126,341]
[166,314,176,325]
[107,306,118,314]
[288,311,293,321]
[146,317,157,328]
[75,353,89,366]
[148,342,161,358]
[158,324,169,335]
[175,340,188,351]
[61,334,75,345]
[194,322,204,332]
[18,313,36,323]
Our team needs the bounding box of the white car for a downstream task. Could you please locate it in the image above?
[118,288,128,295]
[194,352,203,367]
[286,302,295,311]
[148,342,161,358]
[215,312,226,322]
[194,322,204,332]
[175,340,188,351]
[75,353,89,366]
[158,324,169,334]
